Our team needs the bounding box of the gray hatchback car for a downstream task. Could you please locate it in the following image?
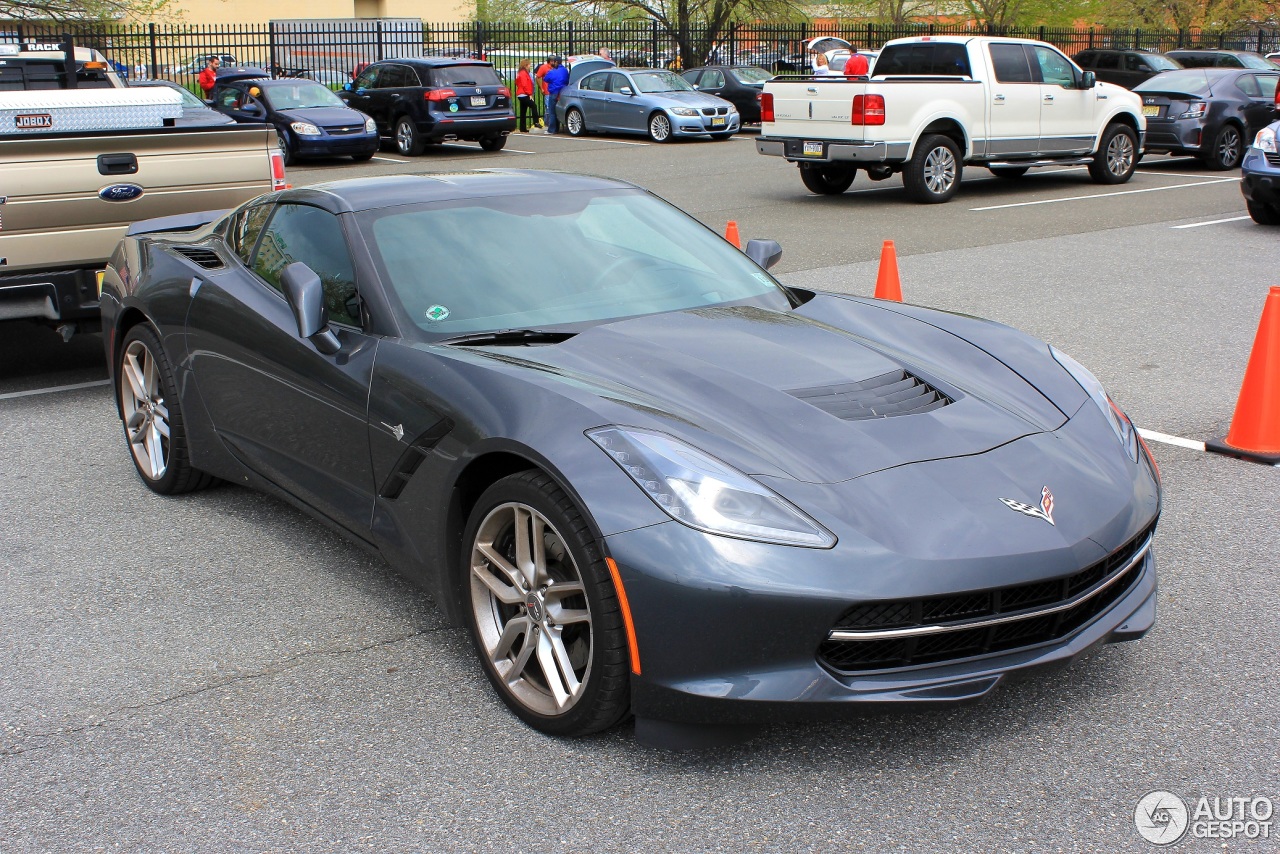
[556,68,741,141]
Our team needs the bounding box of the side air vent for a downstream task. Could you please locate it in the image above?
[787,369,951,421]
[170,246,224,270]
[378,418,455,500]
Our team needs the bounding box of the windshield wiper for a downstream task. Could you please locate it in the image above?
[438,329,577,346]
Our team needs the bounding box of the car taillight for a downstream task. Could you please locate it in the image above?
[760,92,774,123]
[269,149,288,191]
[497,86,510,97]
[852,94,885,125]
[426,89,457,101]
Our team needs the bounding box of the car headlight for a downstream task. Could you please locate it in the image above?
[290,121,322,136]
[1176,101,1206,120]
[588,427,836,548]
[364,117,377,133]
[1254,126,1277,153]
[1050,347,1139,462]
[670,108,700,117]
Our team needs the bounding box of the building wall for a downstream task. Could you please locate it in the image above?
[172,0,471,26]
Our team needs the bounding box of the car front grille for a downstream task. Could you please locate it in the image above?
[701,107,729,116]
[817,525,1154,674]
[1265,152,1280,167]
[787,369,952,421]
[325,125,364,135]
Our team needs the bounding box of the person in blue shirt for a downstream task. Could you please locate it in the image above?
[543,55,570,134]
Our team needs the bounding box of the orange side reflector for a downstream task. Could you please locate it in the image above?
[605,557,641,675]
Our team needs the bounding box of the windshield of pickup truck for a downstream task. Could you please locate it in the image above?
[632,71,694,93]
[262,82,344,109]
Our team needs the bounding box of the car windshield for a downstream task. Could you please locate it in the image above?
[1134,69,1215,94]
[732,66,772,84]
[361,188,790,336]
[263,82,343,109]
[1148,55,1181,71]
[632,71,694,93]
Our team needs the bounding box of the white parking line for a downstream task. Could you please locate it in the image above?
[969,178,1237,211]
[0,379,110,400]
[1137,428,1206,452]
[530,134,650,146]
[1138,171,1229,179]
[371,156,408,163]
[1172,215,1251,229]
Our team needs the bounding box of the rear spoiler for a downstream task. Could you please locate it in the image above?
[127,208,230,236]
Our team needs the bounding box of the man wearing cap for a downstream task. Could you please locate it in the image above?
[542,55,570,134]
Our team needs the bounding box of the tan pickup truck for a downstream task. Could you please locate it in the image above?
[0,85,285,338]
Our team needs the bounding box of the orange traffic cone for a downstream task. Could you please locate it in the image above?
[724,220,741,248]
[874,239,902,302]
[1206,286,1280,464]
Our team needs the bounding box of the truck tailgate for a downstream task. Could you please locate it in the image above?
[769,78,871,141]
[0,125,277,273]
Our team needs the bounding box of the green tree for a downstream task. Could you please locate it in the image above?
[0,0,173,20]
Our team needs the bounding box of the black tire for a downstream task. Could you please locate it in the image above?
[799,163,857,195]
[351,150,375,162]
[1203,124,1244,170]
[479,134,507,152]
[1247,200,1280,225]
[462,471,631,737]
[990,166,1029,179]
[1088,123,1138,184]
[709,130,735,140]
[116,325,216,495]
[647,111,673,143]
[394,115,425,156]
[565,107,587,137]
[275,129,295,167]
[903,134,963,203]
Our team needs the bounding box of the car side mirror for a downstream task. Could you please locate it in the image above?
[281,262,341,355]
[619,86,634,96]
[744,238,782,270]
[1080,70,1096,89]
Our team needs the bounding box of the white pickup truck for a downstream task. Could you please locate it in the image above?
[755,35,1146,203]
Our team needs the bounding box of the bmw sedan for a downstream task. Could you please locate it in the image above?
[99,170,1160,746]
[1134,67,1280,169]
[557,68,740,141]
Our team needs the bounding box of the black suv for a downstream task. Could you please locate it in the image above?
[1072,48,1181,89]
[1166,49,1278,70]
[339,57,515,154]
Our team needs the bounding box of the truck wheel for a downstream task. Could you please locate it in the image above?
[1247,200,1280,225]
[989,166,1029,179]
[904,134,962,203]
[1088,124,1138,184]
[395,116,426,156]
[799,163,857,194]
[1203,124,1243,170]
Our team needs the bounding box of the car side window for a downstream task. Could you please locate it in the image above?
[581,72,607,92]
[680,70,701,86]
[1221,55,1241,68]
[1257,75,1279,99]
[989,44,1035,83]
[606,73,631,93]
[354,66,379,89]
[1237,74,1262,97]
[1096,53,1120,70]
[229,202,274,265]
[214,86,240,108]
[702,69,725,88]
[1032,46,1075,87]
[1075,51,1095,67]
[252,204,362,328]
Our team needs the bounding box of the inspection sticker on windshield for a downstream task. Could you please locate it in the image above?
[425,305,450,322]
[802,140,823,157]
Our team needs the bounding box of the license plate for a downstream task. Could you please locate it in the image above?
[470,96,487,107]
[14,113,52,129]
[802,140,823,157]
[1142,104,1160,117]
[711,116,725,127]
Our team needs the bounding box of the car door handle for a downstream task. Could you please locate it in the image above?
[1043,94,1055,102]
[993,94,1006,102]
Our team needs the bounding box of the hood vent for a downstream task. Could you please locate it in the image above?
[170,246,224,270]
[787,369,951,421]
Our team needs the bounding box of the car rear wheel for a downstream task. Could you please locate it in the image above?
[799,163,857,194]
[989,166,1029,179]
[904,134,962,203]
[648,112,672,143]
[565,108,586,136]
[463,471,631,736]
[1247,200,1280,224]
[1088,123,1138,184]
[1204,124,1243,170]
[395,116,425,156]
[117,325,215,495]
[479,134,507,151]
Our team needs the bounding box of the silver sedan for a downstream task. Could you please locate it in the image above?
[556,68,740,142]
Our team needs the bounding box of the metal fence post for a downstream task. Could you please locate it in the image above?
[376,19,384,61]
[651,20,658,66]
[568,21,575,57]
[148,22,159,79]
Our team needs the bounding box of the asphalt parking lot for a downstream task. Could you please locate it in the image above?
[2,132,1277,852]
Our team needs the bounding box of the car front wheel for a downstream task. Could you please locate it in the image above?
[1204,124,1243,170]
[463,471,631,736]
[1247,200,1280,224]
[395,116,426,156]
[903,134,962,203]
[648,112,672,142]
[275,129,295,166]
[1089,123,1138,184]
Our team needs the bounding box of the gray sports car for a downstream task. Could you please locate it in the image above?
[556,68,740,141]
[100,170,1160,747]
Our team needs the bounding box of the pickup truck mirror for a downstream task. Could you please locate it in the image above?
[281,262,341,355]
[619,86,634,96]
[1080,71,1096,89]
[744,238,782,270]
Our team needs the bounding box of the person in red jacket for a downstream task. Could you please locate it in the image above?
[515,58,541,132]
[197,55,220,98]
[843,49,870,77]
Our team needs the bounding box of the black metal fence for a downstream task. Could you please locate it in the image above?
[5,19,1280,82]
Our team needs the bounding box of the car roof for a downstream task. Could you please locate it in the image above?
[375,57,495,68]
[287,170,638,214]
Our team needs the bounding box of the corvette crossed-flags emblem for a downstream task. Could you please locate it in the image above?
[999,486,1056,526]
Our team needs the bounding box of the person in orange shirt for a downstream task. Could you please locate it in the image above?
[197,55,220,98]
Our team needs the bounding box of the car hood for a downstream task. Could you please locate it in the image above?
[652,90,732,108]
[275,105,365,127]
[467,297,1069,484]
